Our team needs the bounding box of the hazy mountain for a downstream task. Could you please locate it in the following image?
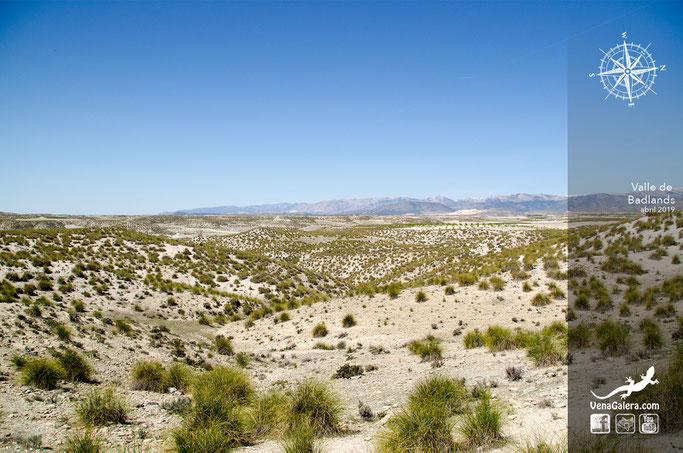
[569,189,683,213]
[163,194,568,216]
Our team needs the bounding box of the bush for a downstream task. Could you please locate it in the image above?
[249,390,288,437]
[166,362,194,392]
[483,326,516,351]
[63,429,103,453]
[568,323,592,349]
[192,366,254,423]
[56,324,72,341]
[415,291,428,302]
[377,403,456,453]
[214,336,234,355]
[333,364,364,379]
[279,312,290,322]
[464,329,484,348]
[114,319,132,336]
[280,422,323,453]
[594,320,630,356]
[489,276,505,291]
[235,352,250,368]
[72,300,85,312]
[387,284,401,299]
[76,386,128,426]
[601,255,646,275]
[173,418,248,453]
[312,323,328,338]
[531,292,552,306]
[458,393,504,447]
[286,378,342,435]
[628,344,683,432]
[131,360,166,392]
[341,314,356,328]
[526,332,567,366]
[655,303,677,318]
[20,358,64,390]
[444,286,455,296]
[407,335,443,362]
[408,374,469,415]
[54,349,92,383]
[640,319,663,350]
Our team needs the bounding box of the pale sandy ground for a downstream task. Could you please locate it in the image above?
[0,274,567,452]
[569,216,682,452]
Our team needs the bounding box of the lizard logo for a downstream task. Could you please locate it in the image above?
[591,366,659,400]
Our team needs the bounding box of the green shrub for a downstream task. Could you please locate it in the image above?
[56,324,72,341]
[54,349,92,383]
[166,362,194,392]
[458,393,504,447]
[531,292,552,306]
[574,294,590,310]
[594,320,630,356]
[114,319,132,336]
[483,326,516,351]
[568,323,592,349]
[249,390,288,437]
[280,422,323,453]
[214,336,234,355]
[279,312,290,322]
[20,358,64,390]
[72,300,85,312]
[173,418,248,453]
[526,332,567,366]
[601,255,646,275]
[312,323,328,338]
[342,314,356,328]
[76,386,128,426]
[285,378,342,435]
[63,429,103,453]
[408,374,469,415]
[639,319,663,350]
[444,286,455,296]
[407,335,443,361]
[131,360,166,392]
[478,280,490,290]
[522,281,532,292]
[415,291,428,302]
[192,366,254,424]
[376,402,455,452]
[235,352,250,368]
[464,329,484,348]
[654,303,676,318]
[312,342,334,350]
[333,364,364,379]
[489,276,505,291]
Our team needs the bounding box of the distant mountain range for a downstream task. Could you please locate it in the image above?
[163,194,568,216]
[162,189,683,216]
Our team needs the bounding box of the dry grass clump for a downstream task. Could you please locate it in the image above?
[312,323,328,337]
[131,360,194,393]
[628,344,682,432]
[76,386,128,426]
[20,358,64,390]
[63,429,103,453]
[458,392,504,448]
[594,320,630,356]
[341,314,356,328]
[407,335,443,362]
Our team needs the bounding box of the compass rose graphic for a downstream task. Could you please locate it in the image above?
[590,33,665,107]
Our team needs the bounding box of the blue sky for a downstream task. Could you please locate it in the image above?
[0,2,673,214]
[569,1,683,195]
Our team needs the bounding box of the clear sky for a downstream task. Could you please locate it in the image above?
[569,1,683,196]
[0,2,669,214]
